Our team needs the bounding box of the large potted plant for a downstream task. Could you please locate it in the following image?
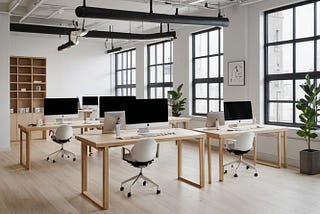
[168,84,187,117]
[296,74,320,175]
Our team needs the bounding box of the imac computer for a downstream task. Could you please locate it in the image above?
[99,96,136,118]
[82,96,98,109]
[205,111,225,129]
[124,98,169,134]
[103,111,126,133]
[223,101,253,124]
[44,98,79,124]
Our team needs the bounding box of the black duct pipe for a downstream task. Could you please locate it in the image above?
[75,6,229,27]
[10,23,177,40]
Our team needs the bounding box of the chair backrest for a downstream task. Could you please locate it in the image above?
[54,125,73,141]
[131,139,157,162]
[233,132,255,151]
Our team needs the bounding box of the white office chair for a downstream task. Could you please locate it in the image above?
[223,132,258,177]
[46,125,76,163]
[120,138,160,197]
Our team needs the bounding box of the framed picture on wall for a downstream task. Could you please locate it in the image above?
[228,60,245,86]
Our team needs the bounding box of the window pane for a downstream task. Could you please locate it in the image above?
[150,88,156,99]
[164,87,172,98]
[164,65,171,82]
[317,40,320,71]
[220,29,223,53]
[267,9,293,42]
[132,69,136,84]
[295,79,312,101]
[122,71,127,85]
[128,69,132,84]
[296,3,314,39]
[150,66,156,83]
[132,88,136,96]
[318,2,320,35]
[209,83,219,98]
[117,71,122,85]
[195,58,208,78]
[156,66,163,83]
[269,80,293,100]
[269,102,293,123]
[132,50,136,67]
[156,87,163,98]
[195,33,208,57]
[209,57,219,78]
[220,83,223,99]
[195,99,207,114]
[150,46,155,65]
[209,100,219,112]
[117,54,122,69]
[164,41,171,63]
[196,83,207,98]
[127,52,131,68]
[156,44,163,64]
[267,44,293,74]
[296,41,314,73]
[220,55,224,77]
[209,30,218,55]
[123,53,127,68]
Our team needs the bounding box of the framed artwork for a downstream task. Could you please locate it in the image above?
[228,60,245,86]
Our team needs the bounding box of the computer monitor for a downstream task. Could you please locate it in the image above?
[125,99,169,132]
[103,111,126,133]
[44,98,78,123]
[82,96,98,107]
[206,111,225,128]
[223,101,253,122]
[99,96,136,118]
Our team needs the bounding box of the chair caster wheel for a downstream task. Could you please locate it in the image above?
[234,174,238,177]
[254,173,258,177]
[231,165,234,168]
[127,192,131,197]
[61,154,64,158]
[224,170,227,174]
[46,157,49,161]
[246,166,250,170]
[143,181,147,186]
[156,189,161,194]
[73,158,76,161]
[67,155,70,158]
[53,160,56,163]
[120,186,124,191]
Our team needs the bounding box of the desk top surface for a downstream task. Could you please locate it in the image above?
[194,124,288,138]
[75,128,205,148]
[18,121,103,131]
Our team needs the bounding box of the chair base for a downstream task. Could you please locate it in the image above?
[120,168,160,197]
[223,155,258,177]
[46,146,76,163]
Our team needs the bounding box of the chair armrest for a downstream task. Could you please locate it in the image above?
[49,129,55,136]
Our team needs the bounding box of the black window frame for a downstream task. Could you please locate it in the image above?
[192,27,224,116]
[264,0,320,127]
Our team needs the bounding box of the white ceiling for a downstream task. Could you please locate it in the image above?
[1,0,264,33]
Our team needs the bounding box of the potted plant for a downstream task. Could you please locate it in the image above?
[296,74,320,174]
[168,83,187,117]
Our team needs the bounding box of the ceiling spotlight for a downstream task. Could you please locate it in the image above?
[105,46,122,54]
[57,34,77,51]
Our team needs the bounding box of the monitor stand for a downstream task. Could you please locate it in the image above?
[55,117,71,124]
[137,124,150,134]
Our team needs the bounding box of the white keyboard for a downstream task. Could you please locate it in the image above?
[232,125,261,131]
[140,130,176,137]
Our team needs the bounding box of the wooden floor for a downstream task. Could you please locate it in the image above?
[1,138,320,214]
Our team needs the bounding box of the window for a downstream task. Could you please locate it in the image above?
[192,27,224,115]
[265,0,320,126]
[115,49,136,96]
[147,40,173,98]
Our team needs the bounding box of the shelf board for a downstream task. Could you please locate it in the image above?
[33,74,46,76]
[33,66,46,68]
[18,82,32,84]
[17,73,32,75]
[18,65,32,68]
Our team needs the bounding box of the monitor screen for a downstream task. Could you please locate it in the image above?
[223,101,253,121]
[82,96,98,105]
[44,98,78,117]
[125,99,168,127]
[99,96,136,118]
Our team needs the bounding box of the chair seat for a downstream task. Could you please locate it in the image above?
[51,135,70,144]
[123,153,154,168]
[227,149,251,156]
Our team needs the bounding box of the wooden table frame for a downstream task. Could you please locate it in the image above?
[18,122,103,170]
[194,125,287,183]
[75,128,205,210]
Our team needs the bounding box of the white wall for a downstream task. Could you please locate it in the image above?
[10,33,110,100]
[0,13,10,150]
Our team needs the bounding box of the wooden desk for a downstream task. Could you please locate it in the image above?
[169,116,191,129]
[78,109,94,123]
[194,125,287,183]
[18,121,103,170]
[75,128,205,210]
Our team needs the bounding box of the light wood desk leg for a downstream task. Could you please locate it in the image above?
[184,121,189,129]
[42,130,46,139]
[26,132,31,170]
[81,143,88,193]
[19,130,23,165]
[207,136,212,184]
[277,132,281,168]
[177,140,182,178]
[156,143,160,158]
[102,147,109,210]
[283,131,287,168]
[253,136,257,165]
[199,137,204,187]
[219,139,224,182]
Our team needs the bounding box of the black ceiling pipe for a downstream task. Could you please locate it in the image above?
[10,23,177,40]
[75,6,230,27]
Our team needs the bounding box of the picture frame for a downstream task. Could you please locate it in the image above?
[228,60,245,86]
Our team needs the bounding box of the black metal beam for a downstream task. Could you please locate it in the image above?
[10,23,177,40]
[75,6,229,27]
